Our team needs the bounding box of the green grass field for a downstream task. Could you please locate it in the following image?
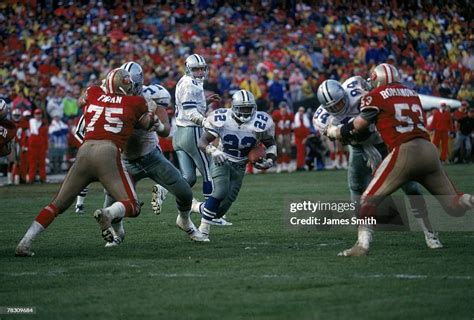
[1,166,473,320]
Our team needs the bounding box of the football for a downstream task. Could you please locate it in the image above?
[155,106,169,124]
[248,144,266,163]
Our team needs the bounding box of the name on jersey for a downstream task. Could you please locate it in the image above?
[379,88,417,100]
[97,95,123,104]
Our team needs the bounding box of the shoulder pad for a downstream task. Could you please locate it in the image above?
[181,75,201,88]
[253,111,274,133]
[207,108,231,128]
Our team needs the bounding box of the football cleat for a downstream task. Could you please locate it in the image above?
[459,194,474,209]
[15,244,34,257]
[208,217,233,226]
[424,231,443,249]
[105,219,125,248]
[337,242,369,257]
[151,184,168,215]
[94,209,119,243]
[199,223,210,241]
[75,204,85,214]
[176,215,209,242]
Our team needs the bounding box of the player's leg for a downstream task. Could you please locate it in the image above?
[401,181,443,249]
[347,145,372,202]
[74,186,89,214]
[215,162,246,220]
[339,144,412,257]
[198,162,231,240]
[145,149,193,215]
[417,140,473,215]
[173,126,198,187]
[193,126,214,196]
[16,145,94,256]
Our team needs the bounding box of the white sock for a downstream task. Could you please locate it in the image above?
[357,225,373,249]
[76,196,85,207]
[106,202,126,221]
[199,220,211,235]
[19,221,45,247]
[14,175,20,185]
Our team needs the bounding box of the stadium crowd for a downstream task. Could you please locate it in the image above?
[0,0,473,183]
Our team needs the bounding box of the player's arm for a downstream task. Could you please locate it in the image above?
[198,119,227,165]
[326,109,376,142]
[181,84,207,126]
[152,106,171,137]
[74,115,86,144]
[147,99,171,137]
[254,118,277,169]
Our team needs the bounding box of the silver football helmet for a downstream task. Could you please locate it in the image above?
[143,84,171,107]
[12,108,21,122]
[0,99,7,120]
[185,54,208,82]
[231,90,256,123]
[370,63,400,88]
[316,80,349,116]
[120,61,144,95]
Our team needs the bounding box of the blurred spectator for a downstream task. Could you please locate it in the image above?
[268,71,286,109]
[452,107,473,163]
[63,90,79,119]
[27,109,48,183]
[429,102,454,163]
[289,68,304,103]
[12,91,32,113]
[272,102,294,173]
[48,114,69,174]
[293,106,311,171]
[0,1,472,178]
[46,87,65,120]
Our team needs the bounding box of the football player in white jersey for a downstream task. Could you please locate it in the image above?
[192,90,276,240]
[172,54,220,198]
[74,61,208,245]
[313,77,442,251]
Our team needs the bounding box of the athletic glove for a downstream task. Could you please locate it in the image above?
[206,145,227,165]
[254,157,273,170]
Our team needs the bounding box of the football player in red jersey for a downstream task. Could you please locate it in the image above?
[0,99,16,156]
[326,63,474,256]
[15,68,163,257]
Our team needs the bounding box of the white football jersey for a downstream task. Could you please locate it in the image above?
[123,85,165,160]
[175,75,207,127]
[313,76,383,146]
[204,109,275,163]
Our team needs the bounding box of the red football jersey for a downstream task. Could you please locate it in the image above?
[83,86,148,149]
[0,119,17,148]
[360,83,430,150]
